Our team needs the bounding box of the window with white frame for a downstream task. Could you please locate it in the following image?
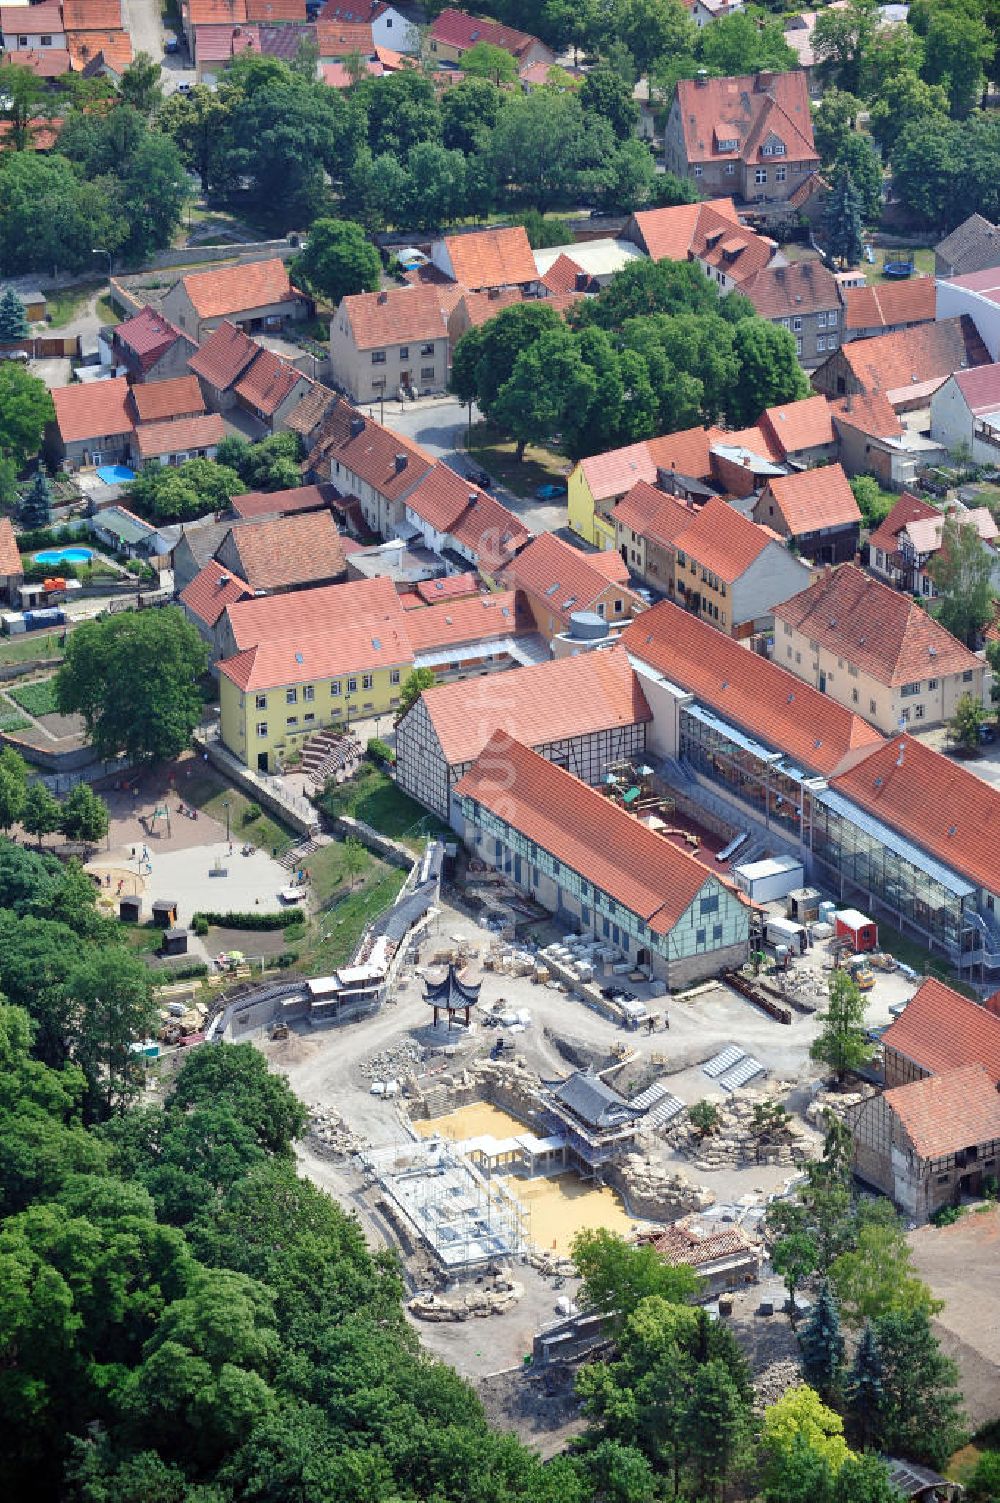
[755,168,767,184]
[775,166,786,182]
[255,693,267,710]
[792,317,802,331]
[256,722,268,737]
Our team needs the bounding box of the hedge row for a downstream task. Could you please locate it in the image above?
[192,908,304,931]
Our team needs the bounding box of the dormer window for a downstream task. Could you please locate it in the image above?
[717,136,738,152]
[762,137,786,157]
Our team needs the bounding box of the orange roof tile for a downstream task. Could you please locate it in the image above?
[234,348,303,417]
[883,976,1000,1086]
[193,21,260,61]
[692,206,776,287]
[52,376,132,445]
[760,394,836,456]
[0,1,62,28]
[405,461,529,563]
[246,0,305,18]
[614,479,697,547]
[761,463,860,536]
[67,29,132,69]
[442,226,536,290]
[843,276,936,333]
[404,589,532,651]
[835,315,990,401]
[131,375,205,424]
[62,0,123,26]
[675,71,817,168]
[578,425,715,503]
[135,412,226,460]
[450,288,527,334]
[885,1064,1000,1161]
[321,58,382,85]
[413,573,481,605]
[830,389,904,440]
[589,550,631,585]
[455,731,719,934]
[315,19,373,51]
[1,47,70,77]
[831,734,1000,897]
[185,0,247,23]
[628,199,740,262]
[187,319,259,391]
[501,532,641,627]
[744,260,840,318]
[773,563,980,688]
[181,259,295,321]
[430,7,545,59]
[340,285,449,351]
[623,599,883,776]
[416,644,651,768]
[306,401,434,502]
[221,510,347,591]
[0,517,23,578]
[283,382,335,439]
[220,612,411,691]
[231,483,332,519]
[227,572,401,652]
[540,253,586,296]
[639,1219,756,1268]
[180,558,253,627]
[674,496,780,582]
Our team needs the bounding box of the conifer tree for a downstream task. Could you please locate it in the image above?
[799,1278,845,1401]
[844,1319,883,1450]
[825,163,864,267]
[20,469,52,529]
[0,287,28,342]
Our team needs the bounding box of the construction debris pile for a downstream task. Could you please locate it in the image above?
[359,1041,424,1081]
[665,1089,815,1171]
[306,1105,360,1158]
[753,1358,804,1410]
[610,1153,716,1219]
[408,1278,524,1322]
[804,1084,875,1127]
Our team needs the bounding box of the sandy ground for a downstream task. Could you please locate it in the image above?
[909,1207,1000,1428]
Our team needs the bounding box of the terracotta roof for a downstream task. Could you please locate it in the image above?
[539,253,586,296]
[113,307,190,371]
[0,117,60,150]
[283,382,335,439]
[614,479,696,547]
[843,277,936,333]
[640,1219,756,1268]
[885,1064,1000,1161]
[623,599,883,777]
[0,0,63,28]
[231,483,333,519]
[135,412,226,460]
[234,348,303,417]
[0,516,23,578]
[629,198,740,262]
[257,19,314,57]
[455,732,719,935]
[318,0,384,18]
[866,492,938,559]
[321,58,382,84]
[220,611,411,691]
[674,71,817,167]
[441,226,536,290]
[951,364,1000,416]
[883,977,1000,1086]
[131,375,205,424]
[429,7,544,59]
[67,29,132,68]
[416,644,651,768]
[903,507,997,555]
[450,288,527,333]
[187,319,259,391]
[245,0,305,18]
[405,461,529,566]
[315,19,373,51]
[340,285,448,351]
[589,550,630,585]
[578,425,716,503]
[404,589,532,651]
[760,394,835,456]
[760,463,861,536]
[193,21,260,60]
[831,734,1000,896]
[62,0,123,26]
[674,496,780,582]
[834,315,990,402]
[935,213,1000,278]
[221,510,347,591]
[829,390,904,440]
[180,558,252,627]
[52,376,132,445]
[306,400,433,502]
[501,532,640,627]
[691,205,776,287]
[180,259,294,321]
[1,48,70,77]
[413,573,481,605]
[185,0,247,23]
[773,563,981,688]
[225,572,401,651]
[744,260,840,318]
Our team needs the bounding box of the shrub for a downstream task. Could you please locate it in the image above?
[243,801,263,825]
[192,908,303,930]
[155,959,209,981]
[367,737,394,766]
[192,914,210,937]
[931,1204,964,1227]
[276,950,298,968]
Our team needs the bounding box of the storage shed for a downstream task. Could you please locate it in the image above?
[161,927,189,956]
[835,908,878,952]
[119,893,142,924]
[152,898,178,928]
[733,855,805,904]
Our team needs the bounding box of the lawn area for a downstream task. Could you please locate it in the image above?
[182,769,299,857]
[292,860,408,975]
[43,281,103,329]
[8,678,59,718]
[317,761,447,849]
[876,920,980,998]
[862,246,935,286]
[95,295,117,326]
[465,420,570,500]
[0,712,31,733]
[0,632,67,669]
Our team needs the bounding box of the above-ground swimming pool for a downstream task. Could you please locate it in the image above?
[95,464,136,484]
[34,547,94,566]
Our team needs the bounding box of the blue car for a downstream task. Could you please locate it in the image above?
[536,482,567,500]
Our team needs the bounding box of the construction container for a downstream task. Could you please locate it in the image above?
[786,887,822,924]
[119,894,142,924]
[763,915,808,954]
[818,900,837,926]
[834,909,878,953]
[734,855,804,904]
[2,613,25,635]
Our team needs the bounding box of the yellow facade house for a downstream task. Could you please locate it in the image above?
[568,428,717,549]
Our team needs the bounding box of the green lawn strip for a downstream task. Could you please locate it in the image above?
[464,420,569,499]
[0,632,67,668]
[317,762,447,849]
[8,678,59,717]
[203,786,298,857]
[43,282,104,329]
[875,920,979,998]
[0,713,32,732]
[292,862,408,974]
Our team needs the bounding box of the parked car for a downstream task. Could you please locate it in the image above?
[468,466,492,489]
[536,481,567,500]
[163,29,179,51]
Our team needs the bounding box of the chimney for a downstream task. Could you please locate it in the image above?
[467,493,478,506]
[896,741,905,768]
[394,453,408,473]
[377,291,388,304]
[695,68,708,85]
[575,272,589,291]
[219,573,231,586]
[350,415,365,438]
[825,562,832,579]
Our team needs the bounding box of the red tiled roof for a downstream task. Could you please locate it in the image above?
[744,260,840,319]
[405,461,529,566]
[629,198,740,262]
[221,510,347,591]
[0,1,63,28]
[773,563,981,687]
[413,573,481,605]
[135,412,226,460]
[885,1064,1000,1161]
[283,382,335,439]
[220,612,411,691]
[831,734,1000,897]
[829,390,904,440]
[674,496,779,582]
[67,29,132,69]
[675,71,817,167]
[760,463,861,536]
[62,0,123,26]
[188,319,259,391]
[306,400,433,502]
[883,977,1000,1086]
[185,0,248,23]
[340,285,449,351]
[0,117,60,150]
[0,516,23,578]
[417,644,651,767]
[450,288,527,334]
[835,315,990,401]
[540,253,586,296]
[181,258,294,321]
[321,58,382,85]
[315,18,373,51]
[404,589,532,651]
[1,48,69,77]
[501,532,641,627]
[429,7,544,59]
[234,348,303,417]
[691,205,776,287]
[52,376,132,445]
[231,483,332,519]
[442,226,536,290]
[578,426,716,503]
[760,394,835,456]
[180,558,252,627]
[455,731,719,935]
[623,599,883,776]
[246,0,305,18]
[114,306,189,371]
[131,375,205,424]
[226,572,401,651]
[843,277,936,333]
[589,550,630,585]
[614,479,696,547]
[952,363,1000,416]
[193,21,260,61]
[640,1219,756,1268]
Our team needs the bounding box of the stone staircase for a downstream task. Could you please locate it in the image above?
[300,728,362,788]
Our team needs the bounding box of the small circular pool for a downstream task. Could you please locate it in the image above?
[34,547,94,566]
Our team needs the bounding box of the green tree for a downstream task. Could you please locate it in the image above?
[0,152,123,276]
[689,1099,721,1138]
[0,285,28,341]
[59,784,109,848]
[965,1451,1000,1503]
[68,948,158,1117]
[922,0,995,118]
[580,65,640,139]
[834,136,882,224]
[20,469,53,529]
[55,607,208,765]
[813,0,878,94]
[118,53,163,118]
[849,475,891,528]
[829,1202,941,1325]
[729,319,809,427]
[843,1320,883,1449]
[214,433,302,494]
[21,783,61,850]
[810,969,873,1083]
[889,115,960,226]
[394,666,437,724]
[513,208,573,249]
[343,835,365,891]
[948,690,986,752]
[761,1385,853,1489]
[115,131,188,263]
[621,0,698,76]
[833,1453,902,1503]
[698,10,798,74]
[461,40,519,86]
[868,69,949,157]
[0,62,47,150]
[128,457,240,523]
[684,1358,750,1501]
[772,1230,818,1322]
[451,300,564,411]
[650,169,701,206]
[572,1227,700,1323]
[0,748,28,831]
[157,82,228,194]
[0,363,53,467]
[490,89,613,210]
[825,163,865,267]
[813,89,862,166]
[493,323,597,460]
[929,513,996,645]
[441,77,503,153]
[585,1439,656,1503]
[872,1305,965,1467]
[798,1279,845,1400]
[291,217,381,306]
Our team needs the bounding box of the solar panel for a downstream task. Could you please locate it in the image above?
[703,1045,745,1078]
[718,1056,765,1091]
